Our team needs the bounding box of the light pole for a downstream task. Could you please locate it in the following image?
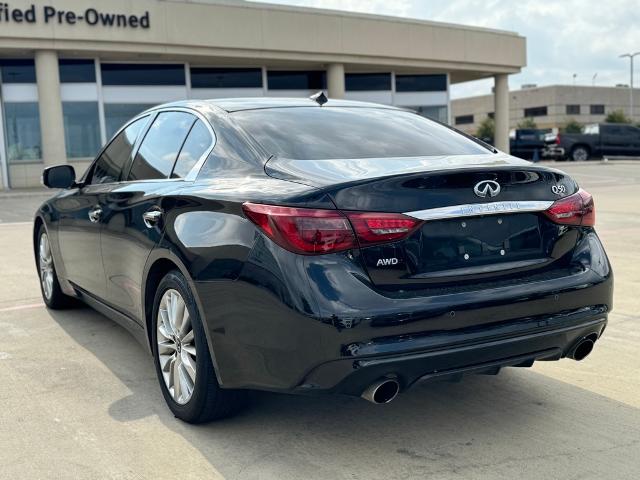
[619,52,640,120]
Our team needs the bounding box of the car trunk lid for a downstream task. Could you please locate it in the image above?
[265,154,580,289]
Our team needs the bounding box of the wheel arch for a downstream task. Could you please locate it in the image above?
[33,216,45,260]
[142,249,224,384]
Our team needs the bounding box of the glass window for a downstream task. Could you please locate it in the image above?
[524,106,547,117]
[267,71,326,90]
[172,120,212,178]
[128,112,195,181]
[232,107,489,160]
[104,104,155,138]
[90,117,146,184]
[345,73,391,91]
[395,74,447,92]
[59,59,96,83]
[191,67,262,88]
[409,105,448,124]
[590,104,605,115]
[62,102,101,158]
[101,63,185,86]
[3,102,41,162]
[584,124,599,135]
[0,59,36,83]
[566,104,580,115]
[455,114,474,125]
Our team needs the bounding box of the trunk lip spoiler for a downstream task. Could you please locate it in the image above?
[404,200,554,221]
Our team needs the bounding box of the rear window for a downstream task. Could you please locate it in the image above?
[231,107,490,160]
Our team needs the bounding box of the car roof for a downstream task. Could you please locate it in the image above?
[147,97,404,114]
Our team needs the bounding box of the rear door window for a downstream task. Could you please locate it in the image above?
[127,111,195,181]
[171,119,213,178]
[89,116,147,184]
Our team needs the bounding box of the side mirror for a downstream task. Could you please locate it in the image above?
[42,165,76,189]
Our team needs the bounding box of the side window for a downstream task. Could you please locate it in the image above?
[127,111,195,181]
[171,120,213,178]
[90,117,146,184]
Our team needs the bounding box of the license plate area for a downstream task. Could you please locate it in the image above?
[409,213,545,274]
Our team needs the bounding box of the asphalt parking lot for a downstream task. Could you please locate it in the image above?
[1,161,639,480]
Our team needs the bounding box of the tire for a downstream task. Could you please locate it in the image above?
[570,146,590,162]
[151,270,247,423]
[36,224,75,309]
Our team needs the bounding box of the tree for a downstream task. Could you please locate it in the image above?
[517,117,537,129]
[562,119,583,134]
[605,109,631,124]
[476,116,495,143]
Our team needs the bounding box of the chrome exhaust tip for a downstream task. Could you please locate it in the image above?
[361,378,400,404]
[570,338,595,361]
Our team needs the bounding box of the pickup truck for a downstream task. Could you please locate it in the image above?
[509,128,548,160]
[478,129,548,159]
[544,123,640,161]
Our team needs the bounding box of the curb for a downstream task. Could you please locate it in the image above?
[0,189,54,199]
[537,159,640,166]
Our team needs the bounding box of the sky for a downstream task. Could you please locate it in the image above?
[253,0,640,99]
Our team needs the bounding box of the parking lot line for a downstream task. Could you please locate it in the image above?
[0,302,44,312]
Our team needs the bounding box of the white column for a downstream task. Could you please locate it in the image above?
[35,50,67,166]
[0,98,8,189]
[494,74,510,153]
[327,63,345,99]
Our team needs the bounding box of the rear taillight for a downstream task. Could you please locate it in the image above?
[555,134,561,145]
[543,189,595,226]
[344,212,422,247]
[242,203,422,255]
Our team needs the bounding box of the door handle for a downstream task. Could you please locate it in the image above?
[88,206,102,223]
[142,209,163,228]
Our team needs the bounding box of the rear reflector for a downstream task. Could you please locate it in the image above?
[242,203,422,254]
[543,189,595,226]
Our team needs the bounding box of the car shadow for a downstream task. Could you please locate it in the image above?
[47,307,640,480]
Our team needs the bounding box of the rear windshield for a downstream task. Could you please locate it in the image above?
[231,107,490,160]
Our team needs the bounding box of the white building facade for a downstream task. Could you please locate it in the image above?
[0,0,526,188]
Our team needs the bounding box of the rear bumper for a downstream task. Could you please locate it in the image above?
[543,145,566,158]
[297,306,607,395]
[196,231,613,394]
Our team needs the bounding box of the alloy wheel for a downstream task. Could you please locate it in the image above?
[572,147,588,162]
[39,232,54,300]
[157,289,197,405]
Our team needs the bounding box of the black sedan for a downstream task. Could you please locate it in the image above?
[34,97,613,423]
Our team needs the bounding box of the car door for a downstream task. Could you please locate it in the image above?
[55,115,148,299]
[99,110,204,322]
[622,125,640,155]
[600,125,627,156]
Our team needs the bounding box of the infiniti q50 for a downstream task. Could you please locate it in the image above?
[34,97,613,423]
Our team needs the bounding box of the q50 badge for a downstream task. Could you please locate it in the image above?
[552,184,566,195]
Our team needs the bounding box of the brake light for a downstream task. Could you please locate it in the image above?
[345,212,422,246]
[543,189,595,226]
[555,134,561,145]
[242,203,422,254]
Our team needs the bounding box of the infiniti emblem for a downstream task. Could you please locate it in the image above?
[473,180,501,198]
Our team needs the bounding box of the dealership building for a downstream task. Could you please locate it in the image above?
[0,0,525,188]
[452,84,640,135]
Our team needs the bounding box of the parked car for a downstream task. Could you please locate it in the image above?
[35,98,612,423]
[509,128,549,160]
[544,123,640,161]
